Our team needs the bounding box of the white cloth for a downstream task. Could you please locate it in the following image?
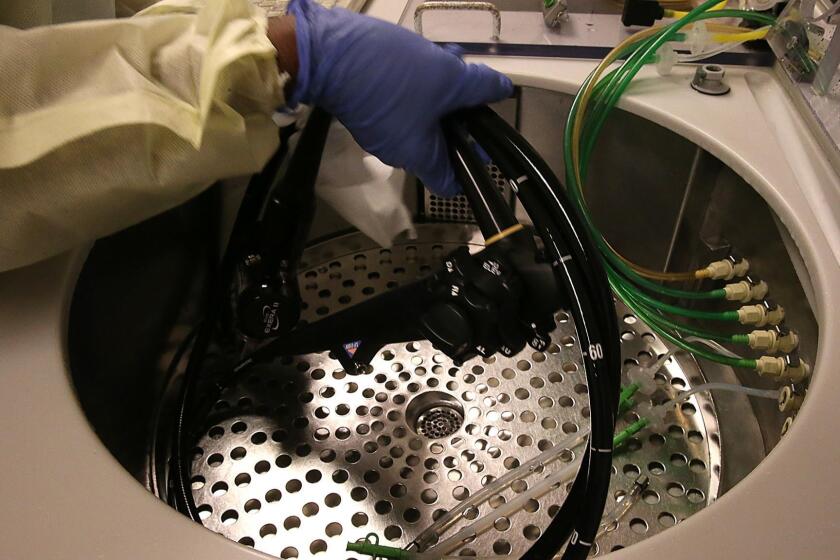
[0,0,286,271]
[317,123,415,248]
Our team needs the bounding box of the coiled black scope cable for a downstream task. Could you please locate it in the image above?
[445,107,620,559]
[167,106,619,560]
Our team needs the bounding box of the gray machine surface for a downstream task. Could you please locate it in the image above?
[60,80,821,559]
[2,2,837,559]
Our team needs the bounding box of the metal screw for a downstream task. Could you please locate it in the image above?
[691,64,731,96]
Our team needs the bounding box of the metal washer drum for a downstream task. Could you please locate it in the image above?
[189,225,721,559]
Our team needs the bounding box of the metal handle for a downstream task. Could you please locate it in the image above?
[414,1,501,41]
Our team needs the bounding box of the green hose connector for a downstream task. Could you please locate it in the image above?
[620,382,641,404]
[346,539,411,559]
[732,333,750,345]
[618,383,641,416]
[618,397,636,417]
[614,417,650,448]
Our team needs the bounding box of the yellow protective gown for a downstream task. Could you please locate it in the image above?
[0,0,288,271]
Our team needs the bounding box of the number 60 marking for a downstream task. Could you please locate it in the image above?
[587,343,604,360]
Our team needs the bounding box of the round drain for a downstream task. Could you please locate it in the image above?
[406,392,464,439]
[416,407,463,439]
[187,226,720,559]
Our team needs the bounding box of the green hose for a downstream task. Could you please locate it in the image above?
[567,2,779,260]
[560,0,772,368]
[621,289,742,344]
[559,2,780,347]
[580,9,778,163]
[607,265,738,321]
[614,417,650,448]
[561,32,724,301]
[613,280,756,369]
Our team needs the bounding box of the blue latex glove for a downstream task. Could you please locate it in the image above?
[287,0,513,197]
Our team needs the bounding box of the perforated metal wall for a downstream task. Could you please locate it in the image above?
[424,164,512,223]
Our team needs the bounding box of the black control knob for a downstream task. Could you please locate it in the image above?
[237,283,300,339]
[419,303,473,358]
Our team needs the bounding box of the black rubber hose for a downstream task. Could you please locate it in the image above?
[468,108,619,355]
[490,114,618,560]
[170,111,331,522]
[261,109,334,274]
[480,136,612,559]
[150,325,197,502]
[466,106,620,402]
[457,107,619,559]
[478,128,615,560]
[442,117,518,238]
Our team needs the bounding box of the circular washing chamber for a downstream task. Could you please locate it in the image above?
[66,87,820,559]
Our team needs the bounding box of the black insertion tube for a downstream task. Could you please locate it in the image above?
[465,106,621,400]
[170,111,333,523]
[468,111,617,559]
[442,116,518,239]
[489,113,617,560]
[454,107,619,560]
[261,108,334,273]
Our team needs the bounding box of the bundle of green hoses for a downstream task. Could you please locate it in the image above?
[564,0,779,371]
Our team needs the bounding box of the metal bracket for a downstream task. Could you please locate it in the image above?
[414,1,501,41]
[542,0,568,29]
[814,24,840,94]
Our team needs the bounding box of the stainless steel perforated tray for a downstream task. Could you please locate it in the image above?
[189,225,720,559]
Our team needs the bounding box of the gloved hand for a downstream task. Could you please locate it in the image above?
[287,0,513,197]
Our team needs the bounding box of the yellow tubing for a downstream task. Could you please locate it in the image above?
[713,27,769,42]
[570,28,707,281]
[484,224,525,246]
[665,0,727,18]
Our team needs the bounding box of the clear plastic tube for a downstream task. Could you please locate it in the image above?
[422,460,582,558]
[626,350,674,395]
[626,336,745,395]
[596,477,647,538]
[672,382,780,404]
[639,381,779,432]
[684,336,744,359]
[410,430,589,551]
[677,36,756,62]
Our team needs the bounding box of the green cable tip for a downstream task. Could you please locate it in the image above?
[617,383,641,416]
[620,382,641,402]
[346,541,411,559]
[613,417,650,448]
[618,397,636,417]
